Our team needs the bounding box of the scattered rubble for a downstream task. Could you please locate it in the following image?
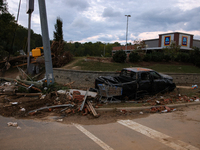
[0,75,200,120]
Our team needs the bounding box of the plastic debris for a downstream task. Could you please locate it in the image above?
[57,90,67,95]
[56,119,63,122]
[140,112,143,114]
[40,94,46,99]
[191,85,198,89]
[11,102,18,105]
[7,122,18,127]
[20,108,26,111]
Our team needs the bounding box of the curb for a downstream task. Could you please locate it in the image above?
[95,101,200,112]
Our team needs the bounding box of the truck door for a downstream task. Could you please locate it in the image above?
[138,72,152,93]
[150,71,166,93]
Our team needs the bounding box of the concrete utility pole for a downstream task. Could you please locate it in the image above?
[125,15,131,51]
[26,0,34,72]
[38,0,54,85]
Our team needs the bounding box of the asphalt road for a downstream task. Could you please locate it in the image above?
[0,105,200,150]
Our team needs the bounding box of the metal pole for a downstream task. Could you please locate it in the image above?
[125,15,131,51]
[38,0,54,85]
[27,13,31,71]
[126,16,128,50]
[104,44,105,56]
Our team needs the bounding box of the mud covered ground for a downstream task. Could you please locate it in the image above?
[0,88,199,125]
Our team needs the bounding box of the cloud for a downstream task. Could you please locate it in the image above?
[102,7,121,18]
[6,0,200,44]
[63,0,90,11]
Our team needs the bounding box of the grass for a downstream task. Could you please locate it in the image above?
[74,60,135,71]
[74,59,200,73]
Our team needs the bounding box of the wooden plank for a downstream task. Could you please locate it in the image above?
[87,100,99,117]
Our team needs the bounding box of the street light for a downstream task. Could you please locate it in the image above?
[125,15,131,51]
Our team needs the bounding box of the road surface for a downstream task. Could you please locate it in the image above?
[0,105,200,150]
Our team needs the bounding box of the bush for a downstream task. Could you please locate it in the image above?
[151,52,164,62]
[113,50,127,63]
[129,52,141,62]
[143,54,151,62]
[190,47,200,67]
[163,54,171,62]
[175,53,190,62]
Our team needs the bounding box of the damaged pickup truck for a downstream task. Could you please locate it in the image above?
[95,67,176,99]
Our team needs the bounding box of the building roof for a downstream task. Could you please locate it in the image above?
[159,32,194,36]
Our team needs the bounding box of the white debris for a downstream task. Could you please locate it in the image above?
[139,112,143,115]
[161,110,168,113]
[56,119,63,122]
[11,102,18,105]
[20,108,26,111]
[57,90,67,95]
[40,94,46,100]
[7,122,18,127]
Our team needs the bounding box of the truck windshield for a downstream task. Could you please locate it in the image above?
[121,70,136,79]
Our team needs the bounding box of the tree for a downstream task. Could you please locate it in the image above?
[53,17,63,42]
[113,50,127,63]
[0,0,16,58]
[163,41,180,61]
[0,0,8,14]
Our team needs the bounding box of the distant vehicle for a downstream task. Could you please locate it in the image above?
[95,67,176,99]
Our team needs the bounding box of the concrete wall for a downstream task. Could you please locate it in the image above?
[53,69,118,89]
[53,68,200,88]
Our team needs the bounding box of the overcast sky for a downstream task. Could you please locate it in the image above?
[7,0,200,44]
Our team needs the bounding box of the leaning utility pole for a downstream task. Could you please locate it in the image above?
[38,0,54,85]
[26,0,34,73]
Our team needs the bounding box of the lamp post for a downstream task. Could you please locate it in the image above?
[125,15,131,51]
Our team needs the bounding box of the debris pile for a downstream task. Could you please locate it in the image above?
[0,86,99,118]
[150,106,176,113]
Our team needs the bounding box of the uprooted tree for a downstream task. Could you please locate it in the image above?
[51,17,73,67]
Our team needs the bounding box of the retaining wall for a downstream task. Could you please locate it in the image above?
[53,68,200,88]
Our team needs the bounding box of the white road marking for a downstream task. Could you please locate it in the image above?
[73,123,114,150]
[118,120,199,150]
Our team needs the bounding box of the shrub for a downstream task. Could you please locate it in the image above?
[129,52,141,62]
[190,47,200,67]
[113,50,127,63]
[175,53,190,62]
[163,54,171,62]
[151,52,164,62]
[143,54,151,62]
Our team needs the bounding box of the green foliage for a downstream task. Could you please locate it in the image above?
[190,47,200,67]
[63,41,114,57]
[113,50,127,63]
[0,0,8,13]
[53,17,63,42]
[151,52,164,62]
[0,1,42,59]
[42,82,68,94]
[143,54,151,62]
[163,54,171,62]
[163,42,180,61]
[175,52,190,62]
[129,52,141,62]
